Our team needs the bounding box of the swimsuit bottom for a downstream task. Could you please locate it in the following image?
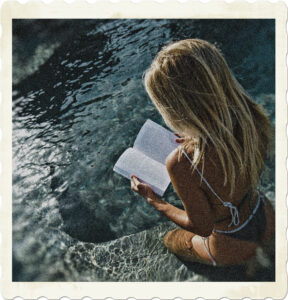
[182,149,268,265]
[182,149,267,243]
[202,193,267,266]
[213,192,267,243]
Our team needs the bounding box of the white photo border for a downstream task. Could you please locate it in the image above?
[1,1,287,299]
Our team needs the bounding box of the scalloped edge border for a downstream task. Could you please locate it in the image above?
[0,0,287,299]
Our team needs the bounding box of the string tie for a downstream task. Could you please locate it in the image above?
[257,190,266,206]
[223,202,240,227]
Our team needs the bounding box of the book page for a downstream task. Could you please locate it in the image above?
[133,119,178,165]
[113,148,171,196]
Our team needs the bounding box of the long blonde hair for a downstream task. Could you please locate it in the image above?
[144,39,272,196]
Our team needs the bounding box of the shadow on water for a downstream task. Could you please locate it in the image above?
[58,189,116,243]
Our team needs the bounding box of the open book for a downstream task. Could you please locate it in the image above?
[113,119,179,196]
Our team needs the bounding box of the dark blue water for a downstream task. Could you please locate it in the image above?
[12,19,275,281]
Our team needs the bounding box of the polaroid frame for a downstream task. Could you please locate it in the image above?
[1,1,287,299]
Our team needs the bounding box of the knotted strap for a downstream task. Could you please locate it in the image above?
[214,189,265,234]
[222,202,240,227]
[181,149,241,228]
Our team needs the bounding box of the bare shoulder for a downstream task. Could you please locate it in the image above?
[166,147,195,173]
[165,146,198,184]
[165,145,221,189]
[165,147,181,170]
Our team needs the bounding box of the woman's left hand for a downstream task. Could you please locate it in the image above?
[130,175,156,200]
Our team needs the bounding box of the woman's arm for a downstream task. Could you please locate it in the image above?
[131,147,214,237]
[130,177,195,230]
[165,148,214,236]
[145,192,196,232]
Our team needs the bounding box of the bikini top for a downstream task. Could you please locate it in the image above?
[181,149,244,228]
[181,149,266,234]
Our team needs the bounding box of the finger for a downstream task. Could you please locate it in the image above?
[130,174,137,181]
[131,175,140,185]
[131,180,139,192]
[131,175,141,191]
[130,175,136,184]
[130,176,136,187]
[175,137,185,143]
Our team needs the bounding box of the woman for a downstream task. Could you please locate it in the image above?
[130,39,275,266]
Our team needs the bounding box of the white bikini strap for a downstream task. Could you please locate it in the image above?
[202,237,217,266]
[181,149,240,227]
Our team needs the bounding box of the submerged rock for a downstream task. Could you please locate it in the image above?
[13,219,274,282]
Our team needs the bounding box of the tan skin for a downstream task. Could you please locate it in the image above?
[131,135,275,266]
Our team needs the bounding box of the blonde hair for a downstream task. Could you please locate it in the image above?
[144,39,272,196]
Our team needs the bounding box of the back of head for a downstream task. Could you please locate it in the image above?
[144,39,272,195]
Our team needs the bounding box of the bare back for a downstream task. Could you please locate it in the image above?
[165,145,275,265]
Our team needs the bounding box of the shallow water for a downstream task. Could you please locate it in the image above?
[12,19,275,281]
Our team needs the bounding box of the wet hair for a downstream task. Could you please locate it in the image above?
[144,38,272,196]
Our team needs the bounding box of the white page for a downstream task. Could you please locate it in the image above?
[133,119,178,165]
[113,148,171,196]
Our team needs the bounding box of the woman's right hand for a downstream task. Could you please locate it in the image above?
[130,175,156,200]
